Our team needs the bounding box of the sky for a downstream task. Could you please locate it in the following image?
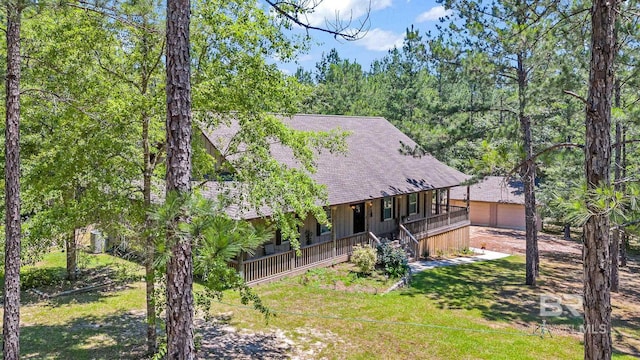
[276,0,453,75]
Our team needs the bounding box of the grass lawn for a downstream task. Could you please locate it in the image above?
[1,251,638,359]
[1,252,149,359]
[208,256,638,359]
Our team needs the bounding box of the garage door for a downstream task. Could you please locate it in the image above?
[470,202,491,226]
[496,203,526,230]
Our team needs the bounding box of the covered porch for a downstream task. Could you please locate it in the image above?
[234,193,470,285]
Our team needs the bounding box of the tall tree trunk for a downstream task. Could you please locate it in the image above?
[517,50,539,286]
[610,120,621,293]
[3,2,22,358]
[66,230,77,281]
[165,0,194,356]
[143,112,157,354]
[620,125,627,268]
[583,0,618,357]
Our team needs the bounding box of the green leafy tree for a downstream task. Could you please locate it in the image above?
[20,6,139,278]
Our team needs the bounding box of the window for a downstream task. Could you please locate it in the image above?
[408,193,418,215]
[317,208,332,236]
[382,197,393,221]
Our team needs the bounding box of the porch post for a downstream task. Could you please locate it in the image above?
[446,188,451,225]
[331,206,337,258]
[365,201,371,232]
[238,251,245,281]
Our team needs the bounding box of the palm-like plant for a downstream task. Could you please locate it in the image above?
[150,191,273,316]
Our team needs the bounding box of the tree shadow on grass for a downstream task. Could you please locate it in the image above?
[400,258,582,327]
[43,283,138,306]
[17,263,141,306]
[20,311,147,360]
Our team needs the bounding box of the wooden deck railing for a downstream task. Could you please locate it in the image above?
[336,232,371,256]
[243,251,292,283]
[403,205,469,236]
[236,231,377,285]
[398,224,420,259]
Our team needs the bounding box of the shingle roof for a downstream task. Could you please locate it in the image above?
[449,176,525,205]
[202,114,469,208]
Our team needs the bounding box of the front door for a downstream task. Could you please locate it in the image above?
[352,202,365,233]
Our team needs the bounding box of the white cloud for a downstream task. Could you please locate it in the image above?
[298,54,314,62]
[303,0,392,27]
[355,28,403,52]
[416,5,452,22]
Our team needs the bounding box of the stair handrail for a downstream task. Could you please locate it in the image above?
[399,224,419,245]
[368,231,382,247]
[398,224,420,259]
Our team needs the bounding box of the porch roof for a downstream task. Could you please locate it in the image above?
[202,114,469,213]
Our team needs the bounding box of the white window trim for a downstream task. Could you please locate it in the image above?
[383,197,393,221]
[409,193,418,215]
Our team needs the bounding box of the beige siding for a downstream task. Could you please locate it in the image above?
[300,214,331,245]
[369,198,397,237]
[299,204,354,246]
[200,133,228,171]
[425,191,433,216]
[333,204,354,239]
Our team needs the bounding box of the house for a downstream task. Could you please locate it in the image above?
[201,114,471,285]
[450,176,541,231]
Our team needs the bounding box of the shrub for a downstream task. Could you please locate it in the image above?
[351,245,377,274]
[21,267,65,289]
[459,247,474,256]
[376,241,409,278]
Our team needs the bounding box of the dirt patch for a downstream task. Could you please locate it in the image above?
[469,226,582,256]
[195,320,338,359]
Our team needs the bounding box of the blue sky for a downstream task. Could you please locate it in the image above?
[277,0,452,74]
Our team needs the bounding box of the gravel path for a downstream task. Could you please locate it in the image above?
[409,248,509,273]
